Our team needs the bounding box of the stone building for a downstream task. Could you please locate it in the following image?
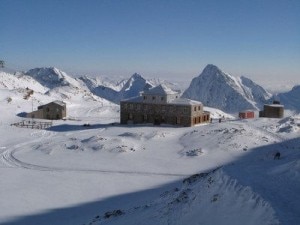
[120,85,210,127]
[259,103,284,118]
[27,101,66,120]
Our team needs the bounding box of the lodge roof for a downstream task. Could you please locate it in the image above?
[51,101,66,106]
[121,96,202,106]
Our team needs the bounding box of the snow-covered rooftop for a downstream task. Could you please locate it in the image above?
[121,96,202,106]
[169,98,202,106]
[265,104,284,107]
[52,100,66,106]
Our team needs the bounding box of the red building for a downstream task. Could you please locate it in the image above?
[239,110,255,119]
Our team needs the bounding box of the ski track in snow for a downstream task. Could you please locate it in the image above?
[0,128,187,178]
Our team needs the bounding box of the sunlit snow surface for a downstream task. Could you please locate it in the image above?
[0,69,299,225]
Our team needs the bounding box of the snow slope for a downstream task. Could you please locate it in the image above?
[25,67,82,89]
[79,73,181,104]
[77,73,153,104]
[182,64,271,113]
[276,85,300,112]
[0,67,299,225]
[0,71,47,93]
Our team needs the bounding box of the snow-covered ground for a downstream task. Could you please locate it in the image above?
[0,68,299,225]
[0,95,299,225]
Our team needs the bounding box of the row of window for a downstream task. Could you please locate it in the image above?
[193,115,210,124]
[122,103,192,113]
[123,103,203,113]
[126,114,210,125]
[143,96,165,101]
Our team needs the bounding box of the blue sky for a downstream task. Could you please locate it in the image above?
[1,0,299,85]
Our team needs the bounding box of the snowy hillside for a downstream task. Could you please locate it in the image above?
[79,73,181,104]
[0,70,47,93]
[1,66,300,225]
[78,73,153,104]
[240,76,272,107]
[276,85,300,112]
[0,68,119,123]
[25,67,82,89]
[182,64,271,113]
[78,75,126,92]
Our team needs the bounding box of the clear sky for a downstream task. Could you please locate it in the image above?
[1,0,299,87]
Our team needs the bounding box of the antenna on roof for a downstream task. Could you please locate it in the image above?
[0,60,4,68]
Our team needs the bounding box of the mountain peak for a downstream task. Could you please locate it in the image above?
[201,64,223,76]
[130,73,143,80]
[25,67,80,89]
[182,65,271,113]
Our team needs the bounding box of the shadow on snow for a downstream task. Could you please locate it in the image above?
[1,137,300,225]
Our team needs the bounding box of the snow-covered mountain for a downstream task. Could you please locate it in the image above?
[25,67,82,89]
[2,67,181,106]
[78,73,153,104]
[0,68,118,122]
[119,73,153,100]
[276,85,300,112]
[0,70,48,93]
[240,76,272,106]
[1,66,300,225]
[182,64,271,113]
[78,75,126,92]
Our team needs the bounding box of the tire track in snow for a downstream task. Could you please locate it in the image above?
[0,145,187,178]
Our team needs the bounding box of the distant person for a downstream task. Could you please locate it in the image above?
[274,152,281,160]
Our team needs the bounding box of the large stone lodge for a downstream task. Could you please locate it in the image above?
[120,84,210,127]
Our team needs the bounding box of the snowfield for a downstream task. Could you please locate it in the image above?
[0,108,299,225]
[0,68,299,225]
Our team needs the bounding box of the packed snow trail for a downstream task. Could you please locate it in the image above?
[0,148,187,176]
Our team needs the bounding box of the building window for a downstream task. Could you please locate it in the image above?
[46,107,50,112]
[198,106,201,110]
[161,97,164,101]
[130,104,133,110]
[129,113,133,120]
[194,106,197,111]
[137,104,141,110]
[152,96,156,100]
[144,96,147,100]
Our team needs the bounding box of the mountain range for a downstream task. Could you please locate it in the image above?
[1,65,299,114]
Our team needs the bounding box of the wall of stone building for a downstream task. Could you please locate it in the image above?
[27,109,44,119]
[120,101,209,127]
[42,103,66,120]
[259,105,284,118]
[263,105,284,118]
[26,102,66,120]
